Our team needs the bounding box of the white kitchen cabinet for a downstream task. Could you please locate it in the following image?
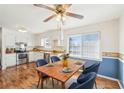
[5,54,16,67]
[28,52,35,62]
[28,52,44,62]
[34,52,44,61]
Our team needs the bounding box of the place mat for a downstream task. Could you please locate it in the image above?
[75,62,82,65]
[60,68,73,73]
[45,64,54,67]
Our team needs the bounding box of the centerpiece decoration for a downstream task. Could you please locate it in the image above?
[60,53,69,67]
[60,53,73,73]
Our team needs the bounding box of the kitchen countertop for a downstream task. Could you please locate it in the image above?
[5,53,16,54]
[30,49,65,53]
[30,50,65,56]
[5,49,65,56]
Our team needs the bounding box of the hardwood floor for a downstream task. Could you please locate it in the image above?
[0,62,120,89]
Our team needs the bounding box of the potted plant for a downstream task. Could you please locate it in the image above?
[60,53,69,67]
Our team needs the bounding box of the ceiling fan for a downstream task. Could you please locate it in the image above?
[33,4,84,23]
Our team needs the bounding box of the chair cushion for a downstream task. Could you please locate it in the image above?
[77,74,86,83]
[68,82,78,89]
[69,72,97,89]
[77,72,96,84]
[83,62,100,74]
[51,56,60,62]
[36,59,48,67]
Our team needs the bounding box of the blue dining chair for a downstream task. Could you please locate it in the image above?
[78,62,100,88]
[51,56,61,63]
[36,59,54,88]
[82,62,100,74]
[69,72,97,89]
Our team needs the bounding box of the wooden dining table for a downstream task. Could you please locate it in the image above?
[36,59,85,89]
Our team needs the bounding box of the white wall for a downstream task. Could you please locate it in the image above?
[119,13,124,88]
[119,13,124,54]
[35,30,61,47]
[0,28,2,53]
[37,19,119,53]
[0,28,2,68]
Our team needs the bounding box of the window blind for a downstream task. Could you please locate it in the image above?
[69,32,100,60]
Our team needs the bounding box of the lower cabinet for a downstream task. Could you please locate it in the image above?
[28,52,35,62]
[5,54,16,67]
[4,52,44,68]
[34,52,44,61]
[29,52,44,62]
[4,52,61,68]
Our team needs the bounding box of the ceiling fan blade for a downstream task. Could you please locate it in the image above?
[63,4,72,9]
[34,4,55,11]
[43,15,56,22]
[66,12,84,19]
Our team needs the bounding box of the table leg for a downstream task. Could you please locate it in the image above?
[52,78,54,88]
[61,82,65,89]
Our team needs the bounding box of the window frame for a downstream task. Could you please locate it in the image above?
[40,38,51,48]
[67,31,102,61]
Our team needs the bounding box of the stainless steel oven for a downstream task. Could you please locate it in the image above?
[15,42,29,66]
[16,52,29,65]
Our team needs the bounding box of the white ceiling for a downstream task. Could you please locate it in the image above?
[0,4,124,34]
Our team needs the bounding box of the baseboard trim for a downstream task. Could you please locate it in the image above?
[97,74,123,89]
[98,74,118,81]
[117,80,123,89]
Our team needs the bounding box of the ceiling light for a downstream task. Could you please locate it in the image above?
[18,27,27,32]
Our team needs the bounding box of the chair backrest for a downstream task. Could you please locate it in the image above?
[51,56,60,62]
[73,72,96,89]
[83,62,100,74]
[36,59,48,67]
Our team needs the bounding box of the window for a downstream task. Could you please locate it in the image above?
[68,32,100,60]
[69,35,82,58]
[41,38,51,48]
[41,39,44,46]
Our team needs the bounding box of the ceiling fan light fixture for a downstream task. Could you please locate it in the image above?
[56,16,65,21]
[56,17,61,21]
[57,14,61,19]
[56,14,65,21]
[62,17,65,21]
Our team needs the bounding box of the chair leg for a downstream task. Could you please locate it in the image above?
[41,78,44,89]
[52,78,54,88]
[56,80,59,85]
[95,81,97,89]
[46,79,47,84]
